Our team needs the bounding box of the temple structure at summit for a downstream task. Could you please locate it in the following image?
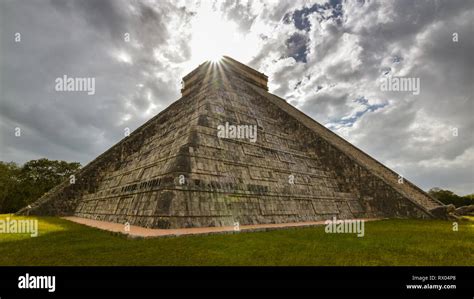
[19,56,444,228]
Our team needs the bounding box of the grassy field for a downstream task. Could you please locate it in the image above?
[0,214,473,266]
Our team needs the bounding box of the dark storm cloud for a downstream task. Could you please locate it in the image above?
[0,0,191,165]
[50,0,129,41]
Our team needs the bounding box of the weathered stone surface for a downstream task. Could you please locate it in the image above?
[454,205,474,215]
[17,56,443,228]
[429,204,456,219]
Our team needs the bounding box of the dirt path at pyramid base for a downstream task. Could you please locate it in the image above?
[61,216,382,239]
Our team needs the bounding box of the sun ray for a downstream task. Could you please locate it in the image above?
[185,2,258,70]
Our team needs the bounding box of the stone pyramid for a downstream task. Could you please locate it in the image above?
[19,56,443,228]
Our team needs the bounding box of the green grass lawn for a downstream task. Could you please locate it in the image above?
[0,214,473,266]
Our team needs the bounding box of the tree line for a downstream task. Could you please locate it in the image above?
[428,187,474,208]
[0,159,81,213]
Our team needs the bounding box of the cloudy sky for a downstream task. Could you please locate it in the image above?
[0,0,473,195]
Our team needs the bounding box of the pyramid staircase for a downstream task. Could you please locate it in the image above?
[18,56,443,228]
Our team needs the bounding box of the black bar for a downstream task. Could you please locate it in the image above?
[0,266,472,298]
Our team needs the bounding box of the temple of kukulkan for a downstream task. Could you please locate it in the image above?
[19,56,444,229]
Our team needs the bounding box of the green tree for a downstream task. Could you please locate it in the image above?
[428,187,474,207]
[0,162,21,213]
[0,159,81,213]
